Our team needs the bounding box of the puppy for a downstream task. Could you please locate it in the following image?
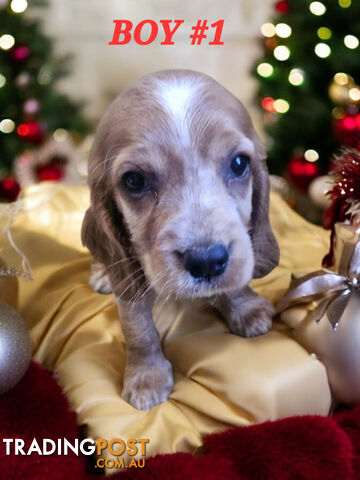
[82,70,279,411]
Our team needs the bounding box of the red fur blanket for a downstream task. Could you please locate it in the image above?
[1,361,358,480]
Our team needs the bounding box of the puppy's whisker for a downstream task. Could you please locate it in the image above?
[132,270,165,306]
[117,266,144,298]
[105,256,139,270]
[136,270,167,305]
[93,160,118,189]
[89,144,121,176]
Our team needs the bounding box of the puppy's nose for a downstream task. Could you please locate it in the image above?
[183,244,229,280]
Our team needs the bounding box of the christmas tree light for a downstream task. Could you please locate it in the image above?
[0,34,15,50]
[253,0,360,188]
[339,0,351,8]
[314,43,331,58]
[317,27,332,40]
[274,99,290,113]
[0,120,15,134]
[261,23,276,37]
[304,149,319,162]
[309,2,326,15]
[0,0,89,198]
[288,68,305,86]
[349,88,360,102]
[344,35,359,49]
[274,45,290,61]
[257,62,274,78]
[275,23,292,38]
[10,0,27,13]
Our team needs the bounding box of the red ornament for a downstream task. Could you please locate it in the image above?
[333,114,360,147]
[264,37,277,51]
[275,0,290,14]
[261,97,276,113]
[36,163,64,182]
[287,155,321,193]
[17,121,44,144]
[0,177,21,202]
[11,45,30,63]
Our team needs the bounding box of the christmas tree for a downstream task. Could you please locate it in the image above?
[254,0,360,192]
[0,0,89,200]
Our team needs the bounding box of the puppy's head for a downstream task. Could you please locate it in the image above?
[82,70,279,301]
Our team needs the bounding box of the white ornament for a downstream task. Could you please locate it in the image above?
[309,175,333,209]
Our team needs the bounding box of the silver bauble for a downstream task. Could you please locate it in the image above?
[293,291,360,404]
[0,302,31,394]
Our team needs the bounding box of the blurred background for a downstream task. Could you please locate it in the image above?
[35,0,274,123]
[1,0,360,223]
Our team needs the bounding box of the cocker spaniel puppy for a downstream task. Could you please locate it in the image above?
[82,70,279,411]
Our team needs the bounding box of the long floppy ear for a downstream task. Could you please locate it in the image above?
[81,189,145,300]
[250,136,280,278]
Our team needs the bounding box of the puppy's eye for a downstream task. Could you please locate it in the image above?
[230,154,250,177]
[122,171,146,194]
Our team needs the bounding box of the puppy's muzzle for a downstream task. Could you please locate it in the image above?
[182,244,229,281]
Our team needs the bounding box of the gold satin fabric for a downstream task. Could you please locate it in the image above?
[0,183,332,470]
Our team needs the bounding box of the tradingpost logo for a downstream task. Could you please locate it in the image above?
[3,437,150,470]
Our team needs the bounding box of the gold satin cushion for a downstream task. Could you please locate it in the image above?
[0,183,332,461]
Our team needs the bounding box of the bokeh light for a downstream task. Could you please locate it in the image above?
[274,45,290,61]
[257,63,274,78]
[317,27,332,40]
[10,0,28,13]
[53,128,69,142]
[349,88,360,102]
[332,106,345,119]
[0,34,15,50]
[274,99,290,113]
[288,68,305,86]
[261,23,276,38]
[0,119,15,134]
[275,23,292,38]
[334,72,350,85]
[314,43,331,58]
[309,1,326,15]
[344,35,359,49]
[261,97,276,113]
[304,149,319,162]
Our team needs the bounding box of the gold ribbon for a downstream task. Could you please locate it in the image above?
[275,270,360,331]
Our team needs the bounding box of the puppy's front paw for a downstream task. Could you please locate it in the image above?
[227,296,274,338]
[122,357,173,411]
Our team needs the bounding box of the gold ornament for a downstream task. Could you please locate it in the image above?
[329,73,360,107]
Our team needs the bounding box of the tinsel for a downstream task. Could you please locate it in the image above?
[14,139,81,187]
[323,146,360,267]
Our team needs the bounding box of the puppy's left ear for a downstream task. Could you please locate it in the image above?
[250,135,279,278]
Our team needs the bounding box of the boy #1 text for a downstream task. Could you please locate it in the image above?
[109,19,225,46]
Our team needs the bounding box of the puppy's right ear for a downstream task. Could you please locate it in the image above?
[81,206,112,264]
[81,197,144,300]
[250,135,279,279]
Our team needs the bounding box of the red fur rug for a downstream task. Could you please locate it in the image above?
[1,361,358,480]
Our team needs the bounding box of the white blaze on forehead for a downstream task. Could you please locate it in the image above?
[156,78,200,144]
